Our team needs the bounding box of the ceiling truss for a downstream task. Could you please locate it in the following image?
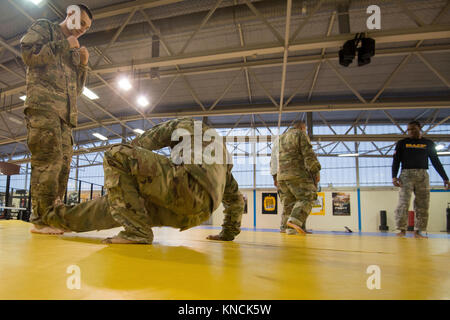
[0,0,449,164]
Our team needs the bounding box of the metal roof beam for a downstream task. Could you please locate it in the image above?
[3,43,450,101]
[277,0,293,129]
[92,0,183,20]
[90,25,450,74]
[1,100,449,147]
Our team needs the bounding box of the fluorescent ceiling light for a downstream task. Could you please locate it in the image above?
[82,87,99,100]
[133,129,145,135]
[118,78,132,91]
[435,144,445,151]
[437,152,450,155]
[28,0,43,5]
[8,115,23,125]
[137,96,149,107]
[19,95,27,101]
[338,153,359,157]
[92,133,108,141]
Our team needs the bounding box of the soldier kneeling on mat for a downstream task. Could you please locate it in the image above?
[34,118,244,244]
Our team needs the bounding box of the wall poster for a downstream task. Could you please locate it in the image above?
[310,192,325,215]
[332,192,351,216]
[262,192,277,214]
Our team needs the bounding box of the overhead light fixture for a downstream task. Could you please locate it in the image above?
[339,33,375,67]
[8,115,23,125]
[28,0,43,5]
[118,77,132,91]
[338,153,359,157]
[137,95,149,107]
[435,144,446,151]
[133,129,145,135]
[437,151,450,155]
[358,37,376,66]
[82,87,99,100]
[19,95,27,101]
[92,133,108,141]
[339,39,356,67]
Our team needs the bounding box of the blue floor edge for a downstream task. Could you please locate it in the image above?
[2,220,448,239]
[194,225,450,238]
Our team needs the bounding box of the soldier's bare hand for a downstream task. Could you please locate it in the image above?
[67,36,80,49]
[206,234,232,241]
[444,180,449,190]
[80,46,89,65]
[393,178,401,187]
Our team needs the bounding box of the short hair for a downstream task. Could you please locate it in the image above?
[76,4,93,20]
[294,121,306,129]
[408,120,421,129]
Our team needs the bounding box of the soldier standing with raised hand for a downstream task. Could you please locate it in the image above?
[20,4,93,234]
[276,121,321,235]
[392,120,449,239]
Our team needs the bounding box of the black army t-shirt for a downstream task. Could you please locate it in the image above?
[392,137,448,181]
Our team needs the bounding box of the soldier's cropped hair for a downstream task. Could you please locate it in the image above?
[408,120,421,129]
[294,120,306,129]
[76,4,93,20]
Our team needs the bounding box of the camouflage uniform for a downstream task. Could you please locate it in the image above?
[277,128,321,231]
[43,118,244,244]
[395,169,430,231]
[270,136,287,232]
[20,19,88,224]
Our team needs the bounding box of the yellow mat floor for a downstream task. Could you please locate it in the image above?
[0,220,449,300]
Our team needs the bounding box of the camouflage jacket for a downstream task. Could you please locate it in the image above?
[270,136,279,176]
[20,19,88,127]
[131,118,244,240]
[278,128,321,182]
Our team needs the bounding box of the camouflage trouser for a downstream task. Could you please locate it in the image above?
[395,169,430,231]
[43,145,213,243]
[25,107,73,225]
[278,178,317,230]
[277,189,287,231]
[104,145,213,243]
[277,189,308,232]
[43,195,121,232]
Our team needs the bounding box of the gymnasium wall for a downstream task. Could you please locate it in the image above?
[211,188,450,233]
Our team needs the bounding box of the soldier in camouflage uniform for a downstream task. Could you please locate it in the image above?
[271,134,311,233]
[269,135,285,232]
[276,121,321,235]
[20,5,93,234]
[42,118,244,244]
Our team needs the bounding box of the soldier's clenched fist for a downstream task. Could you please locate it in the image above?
[67,35,80,49]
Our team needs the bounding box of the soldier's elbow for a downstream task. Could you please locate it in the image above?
[21,54,31,66]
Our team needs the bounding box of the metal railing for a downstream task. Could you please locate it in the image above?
[0,176,104,221]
